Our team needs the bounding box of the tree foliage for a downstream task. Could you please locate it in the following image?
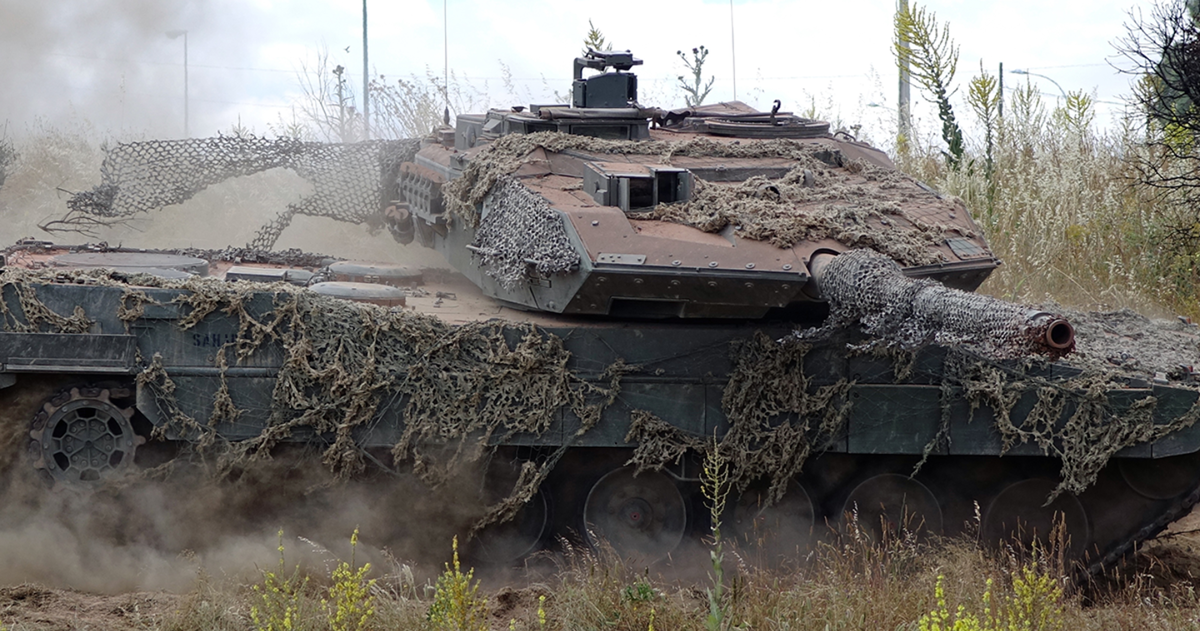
[1115,0,1200,282]
[967,62,1001,179]
[295,48,363,143]
[895,3,964,168]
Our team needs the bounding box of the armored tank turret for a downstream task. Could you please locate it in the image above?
[391,51,998,319]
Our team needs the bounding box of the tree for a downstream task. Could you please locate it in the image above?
[966,63,1000,178]
[894,3,964,168]
[295,48,363,143]
[1120,0,1200,130]
[1115,0,1200,277]
[677,46,715,107]
[967,63,1001,215]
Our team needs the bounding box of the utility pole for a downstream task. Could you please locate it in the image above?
[998,62,1004,119]
[166,30,189,137]
[730,0,737,101]
[443,0,450,125]
[362,0,370,140]
[897,0,912,152]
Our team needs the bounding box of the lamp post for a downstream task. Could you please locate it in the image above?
[166,29,188,137]
[362,0,369,140]
[1010,69,1067,101]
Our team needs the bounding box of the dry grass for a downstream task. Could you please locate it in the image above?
[106,525,1200,631]
[896,86,1190,318]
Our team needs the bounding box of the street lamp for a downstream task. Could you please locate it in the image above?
[166,29,188,137]
[1010,69,1067,101]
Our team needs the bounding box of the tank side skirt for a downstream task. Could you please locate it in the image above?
[11,284,1200,463]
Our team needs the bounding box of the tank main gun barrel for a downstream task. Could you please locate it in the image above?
[809,251,1075,358]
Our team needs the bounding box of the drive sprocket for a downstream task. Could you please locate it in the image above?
[28,386,144,485]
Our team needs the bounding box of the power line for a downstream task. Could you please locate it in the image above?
[1020,62,1110,70]
[1000,84,1125,106]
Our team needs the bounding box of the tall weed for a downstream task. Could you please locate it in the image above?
[427,536,488,631]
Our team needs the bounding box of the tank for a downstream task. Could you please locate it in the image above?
[3,50,1200,573]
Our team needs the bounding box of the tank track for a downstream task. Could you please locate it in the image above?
[1086,469,1200,577]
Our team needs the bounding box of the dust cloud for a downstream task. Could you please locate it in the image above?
[0,1,262,139]
[0,435,496,593]
[0,137,465,595]
[0,2,506,598]
[0,133,447,267]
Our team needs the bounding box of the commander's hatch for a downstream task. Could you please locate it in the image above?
[583,162,693,212]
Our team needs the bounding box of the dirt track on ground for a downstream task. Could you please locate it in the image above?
[0,584,180,631]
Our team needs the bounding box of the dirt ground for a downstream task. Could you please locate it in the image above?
[0,584,180,631]
[0,578,560,630]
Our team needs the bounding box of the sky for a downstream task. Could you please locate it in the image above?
[0,0,1151,145]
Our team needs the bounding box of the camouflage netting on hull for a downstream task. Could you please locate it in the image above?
[938,351,1200,498]
[626,333,853,505]
[443,132,960,267]
[626,321,1200,505]
[58,136,419,250]
[0,266,629,532]
[1,261,1198,519]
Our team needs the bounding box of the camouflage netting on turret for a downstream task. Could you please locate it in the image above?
[442,131,961,268]
[57,136,419,250]
[473,177,581,289]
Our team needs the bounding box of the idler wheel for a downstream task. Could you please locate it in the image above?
[729,480,817,557]
[982,479,1089,556]
[584,466,686,561]
[841,473,942,539]
[28,387,144,485]
[1118,454,1200,500]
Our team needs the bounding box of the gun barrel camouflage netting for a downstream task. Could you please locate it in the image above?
[811,249,1074,359]
[59,136,419,250]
